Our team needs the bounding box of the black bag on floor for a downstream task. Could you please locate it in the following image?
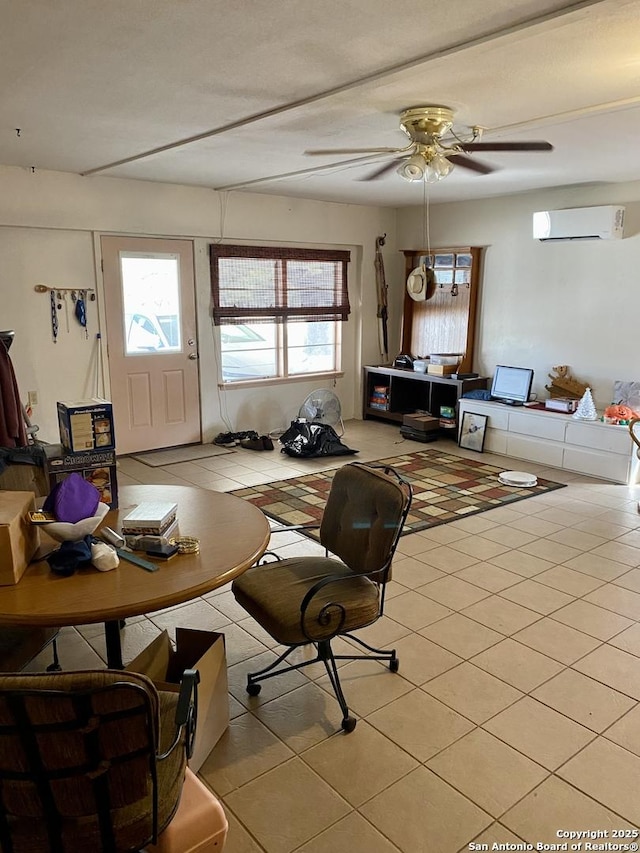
[279,420,357,458]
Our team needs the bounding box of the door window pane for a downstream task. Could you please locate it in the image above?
[121,254,182,355]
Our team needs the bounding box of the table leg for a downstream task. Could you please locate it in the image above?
[104,620,124,669]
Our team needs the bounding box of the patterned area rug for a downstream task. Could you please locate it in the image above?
[229,449,566,538]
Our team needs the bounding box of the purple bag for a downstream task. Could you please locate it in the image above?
[43,472,100,523]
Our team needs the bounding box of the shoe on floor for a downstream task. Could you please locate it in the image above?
[261,435,274,450]
[213,432,236,446]
[240,437,266,451]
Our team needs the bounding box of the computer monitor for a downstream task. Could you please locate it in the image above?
[490,365,534,405]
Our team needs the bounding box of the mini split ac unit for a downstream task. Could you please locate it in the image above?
[533,205,625,241]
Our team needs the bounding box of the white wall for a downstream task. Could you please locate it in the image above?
[0,166,402,445]
[397,182,640,409]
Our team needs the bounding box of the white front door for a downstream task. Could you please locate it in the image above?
[101,236,201,455]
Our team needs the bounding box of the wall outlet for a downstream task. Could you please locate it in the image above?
[28,391,38,407]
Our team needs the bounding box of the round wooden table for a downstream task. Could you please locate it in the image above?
[0,485,271,668]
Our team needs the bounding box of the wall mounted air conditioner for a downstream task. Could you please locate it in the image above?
[533,205,625,241]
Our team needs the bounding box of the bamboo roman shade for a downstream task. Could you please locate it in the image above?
[210,244,351,325]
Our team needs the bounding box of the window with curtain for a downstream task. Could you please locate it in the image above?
[210,244,350,384]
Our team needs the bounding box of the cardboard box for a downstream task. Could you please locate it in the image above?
[126,628,229,773]
[427,364,457,376]
[44,444,118,509]
[402,413,439,432]
[0,491,40,585]
[57,398,115,452]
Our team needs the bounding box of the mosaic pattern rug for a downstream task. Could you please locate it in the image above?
[229,449,566,538]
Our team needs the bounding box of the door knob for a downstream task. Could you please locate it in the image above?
[188,352,199,360]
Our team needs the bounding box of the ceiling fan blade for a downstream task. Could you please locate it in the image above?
[459,141,553,152]
[447,154,495,175]
[358,158,404,181]
[305,146,402,156]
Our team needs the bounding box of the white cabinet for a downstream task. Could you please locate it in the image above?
[458,399,637,484]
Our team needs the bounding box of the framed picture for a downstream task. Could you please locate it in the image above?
[459,411,488,452]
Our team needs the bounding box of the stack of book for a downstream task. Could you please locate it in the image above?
[439,405,457,430]
[121,501,178,542]
[369,385,390,411]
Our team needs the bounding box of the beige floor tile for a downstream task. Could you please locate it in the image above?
[199,712,294,796]
[532,669,635,732]
[395,534,441,558]
[86,618,162,666]
[502,775,636,844]
[368,689,475,762]
[225,758,350,853]
[427,728,548,817]
[360,766,492,853]
[215,622,273,667]
[424,662,522,724]
[533,564,606,596]
[573,644,640,700]
[558,737,640,825]
[572,518,633,539]
[604,704,640,757]
[498,579,574,615]
[384,590,453,631]
[448,515,499,534]
[417,575,490,610]
[315,658,413,718]
[562,552,630,581]
[551,599,633,641]
[461,596,541,636]
[416,545,481,574]
[591,541,640,568]
[149,598,231,639]
[617,529,640,549]
[227,651,309,710]
[420,613,504,659]
[302,720,418,807]
[464,823,526,851]
[253,681,349,750]
[28,626,106,671]
[448,536,512,562]
[477,525,539,548]
[389,633,462,686]
[506,516,565,537]
[235,617,281,650]
[222,809,265,853]
[608,623,640,657]
[513,617,602,665]
[471,639,563,692]
[518,538,582,565]
[389,555,446,588]
[584,583,640,620]
[347,615,412,650]
[483,696,595,770]
[417,524,472,545]
[545,527,607,551]
[489,550,555,578]
[295,812,400,853]
[613,567,640,592]
[535,507,587,526]
[454,562,523,593]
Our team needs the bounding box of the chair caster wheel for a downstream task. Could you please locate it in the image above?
[389,657,399,672]
[341,716,357,733]
[246,682,261,696]
[46,663,62,672]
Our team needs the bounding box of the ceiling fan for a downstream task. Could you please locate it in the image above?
[305,105,553,183]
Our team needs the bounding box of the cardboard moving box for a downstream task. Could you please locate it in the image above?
[127,628,228,773]
[0,491,40,585]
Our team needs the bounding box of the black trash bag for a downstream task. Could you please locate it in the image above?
[279,420,358,458]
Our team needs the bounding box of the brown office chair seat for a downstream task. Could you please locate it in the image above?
[0,669,190,852]
[233,556,380,645]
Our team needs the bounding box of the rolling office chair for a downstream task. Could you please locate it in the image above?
[232,462,412,732]
[0,667,199,851]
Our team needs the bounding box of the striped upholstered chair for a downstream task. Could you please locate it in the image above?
[0,668,198,851]
[232,462,412,732]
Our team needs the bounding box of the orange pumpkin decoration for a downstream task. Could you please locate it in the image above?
[604,404,640,423]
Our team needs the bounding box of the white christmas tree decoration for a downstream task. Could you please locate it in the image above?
[572,387,598,420]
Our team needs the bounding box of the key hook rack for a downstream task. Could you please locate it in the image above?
[34,284,95,298]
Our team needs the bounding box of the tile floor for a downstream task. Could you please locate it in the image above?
[28,419,640,851]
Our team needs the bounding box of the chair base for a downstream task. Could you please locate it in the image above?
[245,634,399,733]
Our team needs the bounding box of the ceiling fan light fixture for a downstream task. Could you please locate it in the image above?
[424,152,454,183]
[396,153,426,182]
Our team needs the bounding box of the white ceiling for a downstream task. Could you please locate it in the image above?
[2,0,640,206]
